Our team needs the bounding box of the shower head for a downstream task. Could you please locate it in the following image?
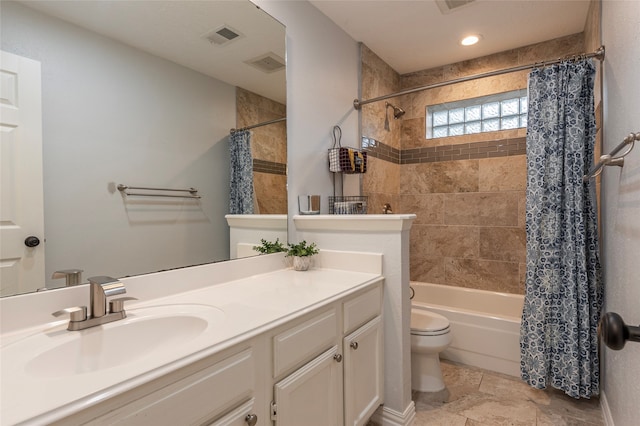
[386,102,406,119]
[384,101,405,131]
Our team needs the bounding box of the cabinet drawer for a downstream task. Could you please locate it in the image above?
[343,285,382,334]
[88,348,255,426]
[206,398,256,426]
[273,309,337,378]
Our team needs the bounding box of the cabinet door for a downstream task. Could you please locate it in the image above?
[344,316,383,426]
[273,346,343,426]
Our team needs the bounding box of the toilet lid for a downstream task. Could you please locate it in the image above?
[411,309,450,334]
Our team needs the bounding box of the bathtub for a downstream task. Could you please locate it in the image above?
[411,282,524,377]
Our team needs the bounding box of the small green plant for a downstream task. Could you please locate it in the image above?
[253,238,287,254]
[286,240,319,257]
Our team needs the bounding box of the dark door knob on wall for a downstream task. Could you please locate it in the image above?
[598,312,640,350]
[24,236,41,247]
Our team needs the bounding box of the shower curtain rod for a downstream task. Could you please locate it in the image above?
[230,117,286,134]
[353,45,605,110]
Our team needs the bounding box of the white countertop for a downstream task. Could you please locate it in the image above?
[1,253,382,425]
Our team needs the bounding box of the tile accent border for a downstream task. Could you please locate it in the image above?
[253,159,286,175]
[362,137,526,164]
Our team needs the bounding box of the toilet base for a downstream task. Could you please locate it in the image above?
[411,352,446,392]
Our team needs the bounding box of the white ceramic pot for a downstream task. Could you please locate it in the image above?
[292,256,311,271]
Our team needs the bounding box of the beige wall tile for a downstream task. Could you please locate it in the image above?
[254,172,287,214]
[444,192,519,226]
[444,258,521,293]
[519,263,526,294]
[401,160,479,194]
[443,49,519,81]
[409,255,445,284]
[518,191,526,228]
[411,225,479,259]
[400,194,444,224]
[517,33,584,65]
[479,227,526,263]
[478,155,526,192]
[401,117,426,149]
[363,156,400,194]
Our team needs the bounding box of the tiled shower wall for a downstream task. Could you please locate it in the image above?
[362,24,600,294]
[236,88,287,214]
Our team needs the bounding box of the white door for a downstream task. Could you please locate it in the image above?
[273,346,343,426]
[344,316,384,426]
[0,51,45,296]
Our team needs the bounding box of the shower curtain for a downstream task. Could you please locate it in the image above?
[229,130,255,214]
[520,59,603,398]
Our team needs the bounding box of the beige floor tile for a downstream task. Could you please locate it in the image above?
[537,389,603,425]
[413,409,467,426]
[442,392,537,426]
[536,408,603,426]
[412,362,604,426]
[478,371,551,405]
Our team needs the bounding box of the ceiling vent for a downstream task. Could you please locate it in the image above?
[203,25,244,46]
[245,53,285,74]
[435,0,476,14]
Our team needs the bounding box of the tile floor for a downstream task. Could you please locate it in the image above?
[410,361,604,426]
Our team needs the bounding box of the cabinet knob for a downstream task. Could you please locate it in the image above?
[350,341,359,350]
[333,353,343,363]
[245,413,258,426]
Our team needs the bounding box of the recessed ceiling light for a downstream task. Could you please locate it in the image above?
[461,35,481,46]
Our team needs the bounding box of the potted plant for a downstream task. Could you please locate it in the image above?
[286,240,319,271]
[253,238,286,254]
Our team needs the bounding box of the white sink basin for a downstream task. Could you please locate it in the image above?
[4,304,224,378]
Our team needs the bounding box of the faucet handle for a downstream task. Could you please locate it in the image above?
[109,297,138,314]
[52,306,88,322]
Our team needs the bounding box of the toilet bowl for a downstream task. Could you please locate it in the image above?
[410,308,452,392]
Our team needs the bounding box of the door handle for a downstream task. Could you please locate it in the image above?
[25,236,40,247]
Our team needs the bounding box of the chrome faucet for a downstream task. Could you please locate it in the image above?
[52,276,137,331]
[89,276,126,317]
[51,269,83,286]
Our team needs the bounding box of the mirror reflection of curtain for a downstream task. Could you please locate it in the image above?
[229,130,255,214]
[520,59,603,398]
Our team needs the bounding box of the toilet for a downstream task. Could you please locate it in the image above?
[410,308,452,392]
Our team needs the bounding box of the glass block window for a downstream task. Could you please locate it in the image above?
[426,89,527,139]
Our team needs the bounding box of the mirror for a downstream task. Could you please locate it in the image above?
[0,0,286,297]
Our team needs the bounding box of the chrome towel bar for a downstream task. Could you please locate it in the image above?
[117,184,201,199]
[583,132,639,181]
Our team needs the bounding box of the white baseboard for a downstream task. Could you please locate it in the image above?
[370,401,416,426]
[600,390,614,426]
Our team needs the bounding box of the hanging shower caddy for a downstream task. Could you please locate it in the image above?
[328,125,368,214]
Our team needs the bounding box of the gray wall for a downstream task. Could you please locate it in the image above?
[1,2,235,286]
[601,0,640,424]
[253,0,361,230]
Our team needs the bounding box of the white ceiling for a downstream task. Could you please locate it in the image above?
[310,0,591,75]
[19,0,286,104]
[18,0,591,104]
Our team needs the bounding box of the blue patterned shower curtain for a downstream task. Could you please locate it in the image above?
[229,130,255,214]
[520,59,603,398]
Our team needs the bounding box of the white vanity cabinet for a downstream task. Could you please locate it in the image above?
[270,283,383,426]
[59,343,265,426]
[343,316,383,426]
[342,286,384,426]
